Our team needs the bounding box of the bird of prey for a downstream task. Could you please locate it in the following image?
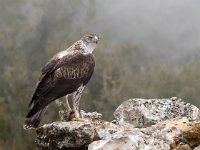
[24,34,99,129]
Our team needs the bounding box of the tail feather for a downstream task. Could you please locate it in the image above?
[23,107,48,130]
[26,97,53,118]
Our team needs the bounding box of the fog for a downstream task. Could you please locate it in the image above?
[22,0,200,61]
[98,0,200,60]
[1,1,200,149]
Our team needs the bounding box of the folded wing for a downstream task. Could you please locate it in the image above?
[26,52,95,118]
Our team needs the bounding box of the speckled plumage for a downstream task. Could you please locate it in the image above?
[24,34,99,129]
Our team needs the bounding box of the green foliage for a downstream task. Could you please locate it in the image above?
[0,0,200,149]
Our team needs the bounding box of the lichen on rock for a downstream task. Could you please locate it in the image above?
[36,121,96,150]
[113,97,200,127]
[36,97,200,150]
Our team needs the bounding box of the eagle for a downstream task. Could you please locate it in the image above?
[24,34,99,129]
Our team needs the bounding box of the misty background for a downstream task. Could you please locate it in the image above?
[0,0,200,149]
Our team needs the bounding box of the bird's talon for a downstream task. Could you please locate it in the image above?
[59,109,75,121]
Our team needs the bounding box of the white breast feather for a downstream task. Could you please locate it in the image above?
[58,50,68,58]
[59,40,97,57]
[83,42,97,54]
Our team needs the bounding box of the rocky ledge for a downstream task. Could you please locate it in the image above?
[36,97,200,150]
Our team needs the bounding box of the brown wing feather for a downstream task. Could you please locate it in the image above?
[26,52,95,118]
[28,54,61,109]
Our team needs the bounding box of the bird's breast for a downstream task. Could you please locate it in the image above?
[55,65,90,80]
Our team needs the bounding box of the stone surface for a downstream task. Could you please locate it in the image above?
[194,145,200,150]
[95,121,133,140]
[89,118,183,150]
[89,117,200,150]
[36,121,96,150]
[36,98,200,150]
[58,110,102,122]
[182,122,200,147]
[89,129,171,150]
[174,144,191,150]
[80,110,102,121]
[114,97,200,127]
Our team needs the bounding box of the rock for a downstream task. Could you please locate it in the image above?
[36,111,106,150]
[89,129,171,150]
[58,110,102,122]
[194,145,200,150]
[89,117,200,150]
[36,121,97,150]
[182,122,200,147]
[174,144,191,150]
[89,118,184,150]
[114,97,200,127]
[95,121,132,140]
[36,98,200,150]
[80,110,102,121]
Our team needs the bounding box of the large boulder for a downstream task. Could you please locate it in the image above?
[36,121,96,150]
[36,98,200,150]
[114,97,200,127]
[88,129,172,150]
[89,118,180,150]
[36,111,103,150]
[89,117,200,150]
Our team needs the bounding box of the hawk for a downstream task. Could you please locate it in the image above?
[24,34,99,129]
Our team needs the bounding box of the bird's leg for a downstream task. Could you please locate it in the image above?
[59,95,75,121]
[62,95,71,111]
[72,85,85,121]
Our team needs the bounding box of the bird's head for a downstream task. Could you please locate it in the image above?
[81,34,99,53]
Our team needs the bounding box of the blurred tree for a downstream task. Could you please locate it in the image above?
[0,0,200,149]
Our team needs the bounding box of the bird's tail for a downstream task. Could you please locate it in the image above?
[23,106,48,130]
